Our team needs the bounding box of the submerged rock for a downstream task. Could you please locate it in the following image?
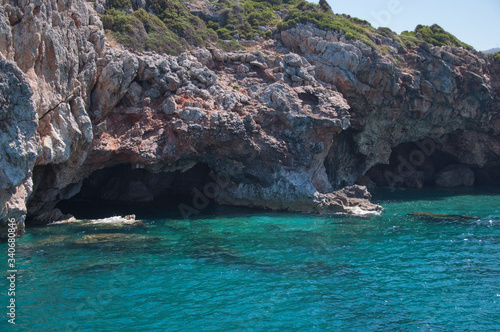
[33,235,72,246]
[74,233,149,244]
[408,212,477,221]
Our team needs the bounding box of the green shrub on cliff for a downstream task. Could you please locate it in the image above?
[206,0,279,41]
[102,0,217,54]
[101,9,184,54]
[217,39,242,51]
[494,52,500,62]
[376,26,419,49]
[319,0,332,13]
[278,1,376,47]
[108,0,132,9]
[397,34,421,48]
[401,24,472,50]
[148,0,217,47]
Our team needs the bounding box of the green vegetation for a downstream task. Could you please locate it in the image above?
[376,26,419,48]
[278,1,376,47]
[101,8,184,54]
[108,0,132,9]
[494,52,500,62]
[100,0,474,55]
[148,0,217,47]
[101,0,217,54]
[319,0,332,13]
[401,24,472,50]
[206,0,280,41]
[397,33,422,48]
[278,2,472,51]
[216,39,242,52]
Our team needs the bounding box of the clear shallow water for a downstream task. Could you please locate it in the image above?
[1,187,500,331]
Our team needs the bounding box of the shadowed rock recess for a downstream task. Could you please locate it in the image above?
[1,1,499,237]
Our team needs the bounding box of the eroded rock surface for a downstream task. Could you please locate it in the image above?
[0,60,38,236]
[282,24,500,187]
[72,45,381,215]
[0,0,103,237]
[1,4,499,237]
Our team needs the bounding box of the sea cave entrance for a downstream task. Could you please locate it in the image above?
[56,163,218,220]
[364,139,500,188]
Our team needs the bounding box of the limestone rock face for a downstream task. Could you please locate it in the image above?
[435,164,475,187]
[282,24,500,186]
[6,0,103,118]
[76,47,381,216]
[91,49,139,117]
[0,0,103,232]
[0,61,38,192]
[36,97,93,166]
[0,60,39,237]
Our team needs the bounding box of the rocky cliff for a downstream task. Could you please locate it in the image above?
[1,1,499,237]
[281,24,500,188]
[1,0,104,235]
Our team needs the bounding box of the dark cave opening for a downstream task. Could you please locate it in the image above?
[297,92,319,111]
[324,132,367,188]
[365,140,500,188]
[56,163,217,219]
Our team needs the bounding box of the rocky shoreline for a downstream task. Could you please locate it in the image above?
[1,1,499,237]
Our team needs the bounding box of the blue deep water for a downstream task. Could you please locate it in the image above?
[1,187,500,331]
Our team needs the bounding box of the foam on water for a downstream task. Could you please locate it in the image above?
[346,206,383,216]
[88,216,131,224]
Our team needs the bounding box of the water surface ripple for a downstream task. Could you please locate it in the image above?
[1,187,500,331]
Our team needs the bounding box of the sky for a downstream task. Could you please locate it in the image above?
[315,0,500,51]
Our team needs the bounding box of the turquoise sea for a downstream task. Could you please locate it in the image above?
[1,187,500,331]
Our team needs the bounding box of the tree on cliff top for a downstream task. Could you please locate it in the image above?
[402,24,472,50]
[319,0,332,13]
